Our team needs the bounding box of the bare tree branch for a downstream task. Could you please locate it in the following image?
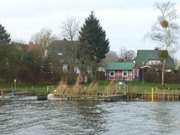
[119,47,135,61]
[31,28,55,56]
[150,1,180,53]
[61,17,80,41]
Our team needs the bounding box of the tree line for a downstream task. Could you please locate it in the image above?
[0,1,180,85]
[0,12,110,84]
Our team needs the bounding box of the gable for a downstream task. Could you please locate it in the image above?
[48,40,79,56]
[135,50,175,68]
[135,50,160,65]
[47,40,80,63]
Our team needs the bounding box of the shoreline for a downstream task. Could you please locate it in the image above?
[1,87,180,102]
[1,93,180,102]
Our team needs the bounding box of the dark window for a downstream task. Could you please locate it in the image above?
[109,71,115,76]
[123,71,128,76]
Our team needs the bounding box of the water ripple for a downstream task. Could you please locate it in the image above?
[0,98,180,135]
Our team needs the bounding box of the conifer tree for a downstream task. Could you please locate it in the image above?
[79,11,109,64]
[0,24,11,44]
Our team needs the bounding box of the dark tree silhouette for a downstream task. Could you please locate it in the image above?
[0,24,11,44]
[79,11,110,64]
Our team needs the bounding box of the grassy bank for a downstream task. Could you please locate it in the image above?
[1,80,180,96]
[127,81,180,92]
[0,80,55,95]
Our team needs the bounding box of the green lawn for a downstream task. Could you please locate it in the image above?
[96,80,180,93]
[1,80,180,96]
[127,81,180,92]
[0,80,55,95]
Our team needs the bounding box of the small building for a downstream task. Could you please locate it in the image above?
[103,62,135,81]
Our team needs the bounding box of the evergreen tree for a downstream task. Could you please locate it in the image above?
[0,24,11,43]
[79,11,110,64]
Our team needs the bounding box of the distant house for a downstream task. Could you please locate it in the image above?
[134,49,175,80]
[47,40,80,74]
[101,49,175,81]
[48,40,79,59]
[103,62,135,81]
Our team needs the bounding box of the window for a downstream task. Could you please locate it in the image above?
[62,64,68,72]
[123,71,128,77]
[109,71,115,77]
[74,67,80,74]
[146,60,161,65]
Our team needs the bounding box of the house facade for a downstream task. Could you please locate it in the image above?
[48,40,81,74]
[134,49,175,80]
[103,62,135,81]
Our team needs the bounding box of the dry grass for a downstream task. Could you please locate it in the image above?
[86,81,97,96]
[103,81,117,96]
[53,80,67,96]
[70,76,81,96]
[52,78,121,97]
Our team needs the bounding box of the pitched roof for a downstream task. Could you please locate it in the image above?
[48,40,79,55]
[135,49,175,68]
[103,62,135,70]
[47,40,80,64]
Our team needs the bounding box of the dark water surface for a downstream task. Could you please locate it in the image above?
[0,97,180,135]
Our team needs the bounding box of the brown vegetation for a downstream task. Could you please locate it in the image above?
[51,77,120,98]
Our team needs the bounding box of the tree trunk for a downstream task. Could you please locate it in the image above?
[91,62,99,80]
[161,59,165,86]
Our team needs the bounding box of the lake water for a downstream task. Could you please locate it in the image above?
[0,97,180,135]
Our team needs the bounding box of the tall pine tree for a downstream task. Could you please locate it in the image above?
[0,24,11,44]
[79,11,109,64]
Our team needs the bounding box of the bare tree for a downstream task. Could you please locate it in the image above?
[151,1,180,52]
[31,28,55,57]
[119,47,135,62]
[102,51,119,64]
[149,1,180,86]
[61,17,80,41]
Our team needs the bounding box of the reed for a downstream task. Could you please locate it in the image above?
[86,81,97,96]
[53,80,67,97]
[70,76,81,97]
[103,81,116,96]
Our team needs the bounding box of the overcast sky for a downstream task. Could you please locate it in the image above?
[0,0,180,57]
